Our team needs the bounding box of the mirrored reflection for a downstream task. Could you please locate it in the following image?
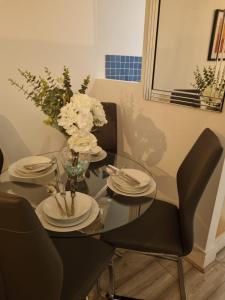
[151,0,225,112]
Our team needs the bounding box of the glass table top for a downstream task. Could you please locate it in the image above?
[0,152,156,237]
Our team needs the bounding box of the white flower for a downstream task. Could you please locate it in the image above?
[92,99,107,126]
[57,94,107,136]
[67,132,97,153]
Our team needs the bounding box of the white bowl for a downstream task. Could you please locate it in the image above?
[9,156,56,179]
[90,146,102,156]
[42,191,93,225]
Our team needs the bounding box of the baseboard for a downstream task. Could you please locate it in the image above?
[114,296,142,300]
[186,244,217,271]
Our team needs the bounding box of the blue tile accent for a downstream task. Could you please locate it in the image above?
[116,55,120,62]
[111,56,116,62]
[105,55,142,82]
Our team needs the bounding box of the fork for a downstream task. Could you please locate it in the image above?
[46,184,65,217]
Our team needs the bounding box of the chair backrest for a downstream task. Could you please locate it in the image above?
[93,102,117,153]
[0,149,3,174]
[177,128,223,255]
[0,193,63,300]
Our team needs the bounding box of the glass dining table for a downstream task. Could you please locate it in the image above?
[0,152,156,238]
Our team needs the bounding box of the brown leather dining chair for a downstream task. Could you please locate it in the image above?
[0,192,114,300]
[93,102,117,153]
[0,149,3,174]
[101,128,223,300]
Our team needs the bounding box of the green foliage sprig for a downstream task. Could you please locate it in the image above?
[78,75,90,94]
[9,67,90,129]
[192,65,225,98]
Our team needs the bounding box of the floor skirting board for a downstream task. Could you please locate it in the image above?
[187,244,217,271]
[114,296,142,300]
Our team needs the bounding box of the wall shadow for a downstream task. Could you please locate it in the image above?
[119,95,167,167]
[0,115,31,166]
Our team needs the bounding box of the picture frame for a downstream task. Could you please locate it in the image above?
[208,9,225,61]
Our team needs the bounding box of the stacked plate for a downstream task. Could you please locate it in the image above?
[36,192,100,232]
[8,156,56,180]
[89,146,107,162]
[107,168,156,197]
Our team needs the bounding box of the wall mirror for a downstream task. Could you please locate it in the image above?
[143,0,225,112]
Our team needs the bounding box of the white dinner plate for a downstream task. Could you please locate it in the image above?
[107,170,156,197]
[89,146,102,156]
[44,207,92,227]
[8,156,56,179]
[90,150,107,162]
[36,198,100,232]
[42,191,93,224]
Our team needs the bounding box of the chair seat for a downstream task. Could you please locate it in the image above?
[52,235,114,300]
[101,199,184,256]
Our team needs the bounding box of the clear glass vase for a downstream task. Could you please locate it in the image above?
[60,146,90,183]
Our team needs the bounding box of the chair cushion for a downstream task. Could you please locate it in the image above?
[52,235,114,300]
[101,199,184,256]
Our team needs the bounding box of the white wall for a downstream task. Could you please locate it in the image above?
[0,0,98,163]
[96,0,146,77]
[154,0,225,91]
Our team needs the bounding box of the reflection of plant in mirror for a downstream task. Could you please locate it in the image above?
[192,65,225,100]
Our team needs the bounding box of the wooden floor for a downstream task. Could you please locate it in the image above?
[89,247,225,300]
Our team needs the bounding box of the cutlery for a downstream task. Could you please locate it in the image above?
[59,190,70,217]
[94,184,108,200]
[46,185,66,217]
[54,194,66,217]
[107,165,140,185]
[53,157,70,218]
[70,191,76,216]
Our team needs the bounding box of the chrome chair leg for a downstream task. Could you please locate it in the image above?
[106,260,116,299]
[115,249,123,258]
[109,260,115,296]
[177,257,187,300]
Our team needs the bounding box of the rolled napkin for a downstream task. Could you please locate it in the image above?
[23,161,54,171]
[106,165,141,185]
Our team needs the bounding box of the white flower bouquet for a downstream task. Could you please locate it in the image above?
[9,67,107,153]
[58,93,107,152]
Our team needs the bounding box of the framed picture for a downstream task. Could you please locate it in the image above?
[208,9,225,61]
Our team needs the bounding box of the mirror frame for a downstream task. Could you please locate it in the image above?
[143,0,225,112]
